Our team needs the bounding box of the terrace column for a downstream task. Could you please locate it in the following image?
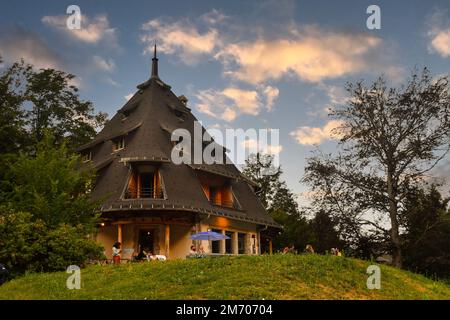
[256,231,261,255]
[165,224,170,258]
[117,224,123,244]
[232,232,238,255]
[220,230,226,254]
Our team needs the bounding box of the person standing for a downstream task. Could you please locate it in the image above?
[112,242,121,264]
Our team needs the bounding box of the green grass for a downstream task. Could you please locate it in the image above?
[0,254,449,300]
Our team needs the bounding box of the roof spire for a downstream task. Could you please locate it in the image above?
[151,43,159,78]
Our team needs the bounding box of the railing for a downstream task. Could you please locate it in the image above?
[124,186,164,199]
[209,198,238,209]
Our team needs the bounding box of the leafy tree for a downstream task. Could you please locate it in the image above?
[0,211,104,277]
[303,68,450,268]
[25,68,107,149]
[2,132,99,229]
[0,58,30,154]
[243,153,312,251]
[0,57,107,154]
[309,210,342,254]
[242,153,282,210]
[402,186,450,278]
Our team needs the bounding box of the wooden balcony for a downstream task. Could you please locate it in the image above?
[124,185,164,199]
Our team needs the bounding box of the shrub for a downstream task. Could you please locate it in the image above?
[0,211,104,277]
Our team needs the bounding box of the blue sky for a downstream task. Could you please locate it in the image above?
[2,0,450,204]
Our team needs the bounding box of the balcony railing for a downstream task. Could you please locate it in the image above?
[124,185,164,199]
[209,198,238,209]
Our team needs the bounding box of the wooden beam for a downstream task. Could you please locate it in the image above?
[269,239,273,255]
[111,220,192,226]
[165,224,170,258]
[118,224,123,244]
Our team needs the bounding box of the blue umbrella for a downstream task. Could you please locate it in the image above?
[190,231,230,241]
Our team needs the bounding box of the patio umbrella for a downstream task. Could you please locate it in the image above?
[190,231,230,241]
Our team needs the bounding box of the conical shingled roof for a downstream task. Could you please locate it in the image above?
[80,51,279,228]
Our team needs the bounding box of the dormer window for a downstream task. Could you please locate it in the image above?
[124,164,165,199]
[174,110,184,118]
[81,150,92,162]
[197,171,239,209]
[113,137,125,152]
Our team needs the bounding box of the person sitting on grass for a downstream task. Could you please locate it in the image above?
[305,244,315,254]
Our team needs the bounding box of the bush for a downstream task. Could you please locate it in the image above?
[0,211,104,277]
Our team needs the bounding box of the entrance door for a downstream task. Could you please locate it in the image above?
[138,229,154,254]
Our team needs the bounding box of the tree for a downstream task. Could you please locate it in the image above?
[0,211,104,277]
[243,153,312,251]
[303,68,450,267]
[0,57,107,154]
[242,153,282,210]
[402,186,450,278]
[309,210,342,254]
[1,132,99,229]
[25,68,107,149]
[0,58,29,154]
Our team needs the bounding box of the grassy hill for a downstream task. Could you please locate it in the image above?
[0,254,449,300]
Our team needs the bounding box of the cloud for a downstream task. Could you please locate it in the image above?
[262,85,279,111]
[216,26,382,84]
[200,9,228,25]
[92,55,116,72]
[195,85,278,121]
[104,77,120,87]
[0,26,63,69]
[430,31,450,57]
[196,89,238,121]
[141,13,220,65]
[323,84,348,106]
[240,138,283,155]
[426,10,450,58]
[222,87,260,115]
[290,119,343,145]
[124,93,134,101]
[42,14,118,47]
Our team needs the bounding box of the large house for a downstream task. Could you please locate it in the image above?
[78,47,280,260]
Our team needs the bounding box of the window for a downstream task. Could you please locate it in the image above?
[174,110,184,119]
[238,233,246,254]
[225,231,233,254]
[203,184,236,208]
[113,137,125,151]
[81,151,91,162]
[197,171,239,209]
[211,229,222,254]
[124,166,164,199]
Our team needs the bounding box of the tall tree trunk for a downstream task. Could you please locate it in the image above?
[387,172,402,268]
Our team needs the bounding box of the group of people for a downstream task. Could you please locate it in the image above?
[280,244,342,256]
[112,242,167,264]
[330,247,342,256]
[281,244,313,254]
[189,245,206,258]
[282,245,297,254]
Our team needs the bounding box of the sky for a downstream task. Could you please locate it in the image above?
[2,0,450,205]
